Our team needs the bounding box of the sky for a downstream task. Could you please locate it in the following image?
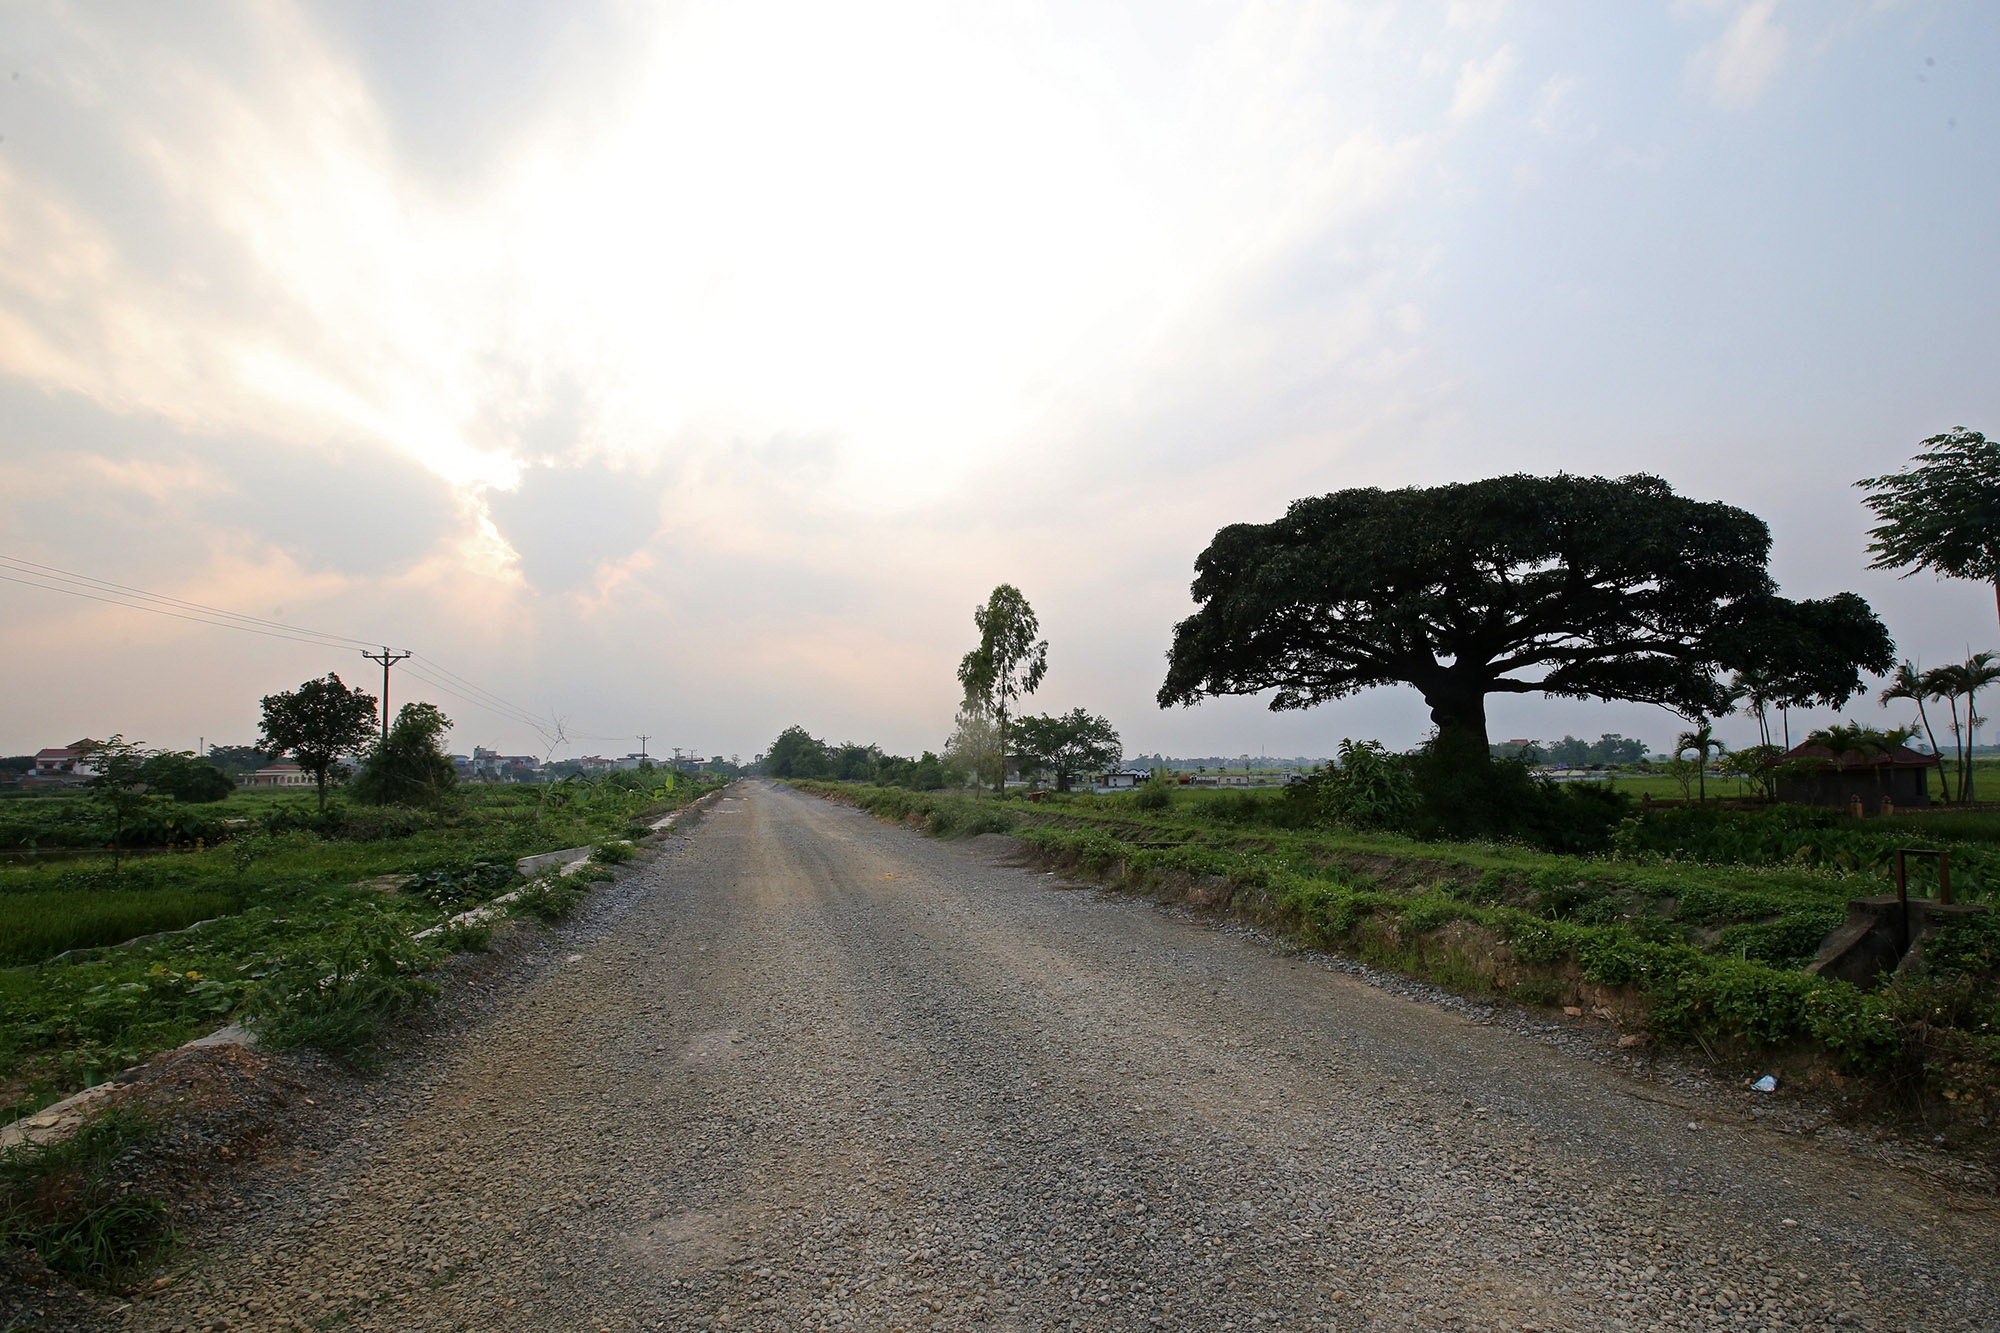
[2,0,1998,765]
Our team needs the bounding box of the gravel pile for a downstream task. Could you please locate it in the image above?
[105,783,1998,1331]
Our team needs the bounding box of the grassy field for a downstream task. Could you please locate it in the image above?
[797,780,2000,1125]
[0,777,715,1122]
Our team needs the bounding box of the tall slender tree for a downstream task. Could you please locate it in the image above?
[957,585,1048,796]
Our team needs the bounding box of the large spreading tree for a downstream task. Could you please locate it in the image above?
[957,585,1048,795]
[1014,709,1122,792]
[1856,427,2000,630]
[258,673,380,810]
[1159,474,1892,752]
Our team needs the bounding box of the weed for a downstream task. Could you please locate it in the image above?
[434,920,493,953]
[0,1106,173,1290]
[248,906,442,1068]
[509,876,584,923]
[590,841,635,865]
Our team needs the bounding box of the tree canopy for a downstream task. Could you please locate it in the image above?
[957,585,1048,795]
[1013,709,1121,792]
[351,702,458,808]
[258,673,379,811]
[1159,473,1891,750]
[1857,427,2000,628]
[137,750,236,803]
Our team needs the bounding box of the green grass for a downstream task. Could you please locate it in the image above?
[0,779,722,1120]
[0,888,241,966]
[0,1105,172,1290]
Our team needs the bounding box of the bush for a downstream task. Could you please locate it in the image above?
[1133,779,1172,810]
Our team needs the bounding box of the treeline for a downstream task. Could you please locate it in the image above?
[760,725,954,791]
[1493,733,1651,766]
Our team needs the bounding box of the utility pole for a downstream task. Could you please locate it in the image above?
[637,734,651,764]
[360,646,412,740]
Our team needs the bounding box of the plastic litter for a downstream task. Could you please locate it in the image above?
[1752,1074,1779,1093]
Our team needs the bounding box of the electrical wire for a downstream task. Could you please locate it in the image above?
[0,552,611,752]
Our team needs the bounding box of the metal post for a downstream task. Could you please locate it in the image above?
[360,647,412,739]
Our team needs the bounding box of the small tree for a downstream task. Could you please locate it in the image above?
[943,696,1002,791]
[351,703,458,808]
[81,736,159,870]
[1674,719,1725,803]
[957,585,1048,796]
[1857,427,2000,631]
[1013,709,1122,792]
[258,673,380,811]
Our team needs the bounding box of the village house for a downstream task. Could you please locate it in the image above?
[240,763,314,789]
[26,739,102,785]
[1774,740,1941,814]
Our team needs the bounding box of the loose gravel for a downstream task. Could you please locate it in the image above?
[101,781,2000,1331]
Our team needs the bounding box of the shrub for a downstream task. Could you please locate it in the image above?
[1133,779,1172,810]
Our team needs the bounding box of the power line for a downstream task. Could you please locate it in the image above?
[0,553,379,650]
[0,570,359,651]
[1,552,592,750]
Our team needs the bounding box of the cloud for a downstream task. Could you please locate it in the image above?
[1693,0,1790,109]
[1451,45,1518,121]
[484,461,663,596]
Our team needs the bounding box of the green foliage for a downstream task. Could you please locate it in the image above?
[134,751,235,804]
[82,736,163,870]
[1133,779,1172,810]
[400,859,519,911]
[764,725,830,779]
[247,903,442,1066]
[0,888,240,966]
[1013,709,1121,792]
[0,1107,173,1289]
[1285,739,1418,831]
[257,673,379,812]
[1160,473,1799,745]
[958,584,1049,795]
[0,781,720,1117]
[590,840,635,865]
[1405,734,1632,853]
[1857,426,2000,606]
[508,874,586,922]
[350,702,458,808]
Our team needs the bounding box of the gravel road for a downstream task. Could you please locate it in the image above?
[114,781,1998,1332]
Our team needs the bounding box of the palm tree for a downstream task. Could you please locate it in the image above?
[1923,664,1968,803]
[1881,661,1944,799]
[1675,719,1725,803]
[1730,668,1777,749]
[1959,651,2000,803]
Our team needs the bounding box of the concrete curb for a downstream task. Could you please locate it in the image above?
[0,789,729,1152]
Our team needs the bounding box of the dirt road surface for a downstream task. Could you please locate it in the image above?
[112,781,1997,1331]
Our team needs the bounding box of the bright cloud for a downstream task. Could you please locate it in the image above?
[1,0,1996,763]
[1693,0,1790,109]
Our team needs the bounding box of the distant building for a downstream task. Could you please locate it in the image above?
[1093,769,1153,791]
[241,763,313,788]
[469,746,542,782]
[23,739,103,785]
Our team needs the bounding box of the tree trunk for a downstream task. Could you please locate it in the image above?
[994,705,1008,798]
[316,768,329,812]
[1424,691,1490,755]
